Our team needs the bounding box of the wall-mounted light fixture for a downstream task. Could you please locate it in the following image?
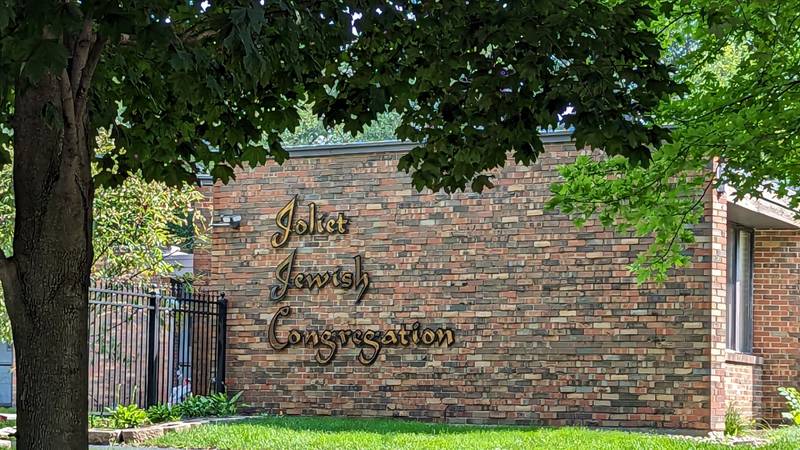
[212,214,241,230]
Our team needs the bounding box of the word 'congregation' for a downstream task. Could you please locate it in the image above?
[268,306,456,365]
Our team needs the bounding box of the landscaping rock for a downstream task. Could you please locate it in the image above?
[670,432,771,447]
[0,439,9,448]
[88,428,121,445]
[120,425,164,443]
[87,416,252,445]
[0,427,14,438]
[209,415,251,423]
[184,418,211,429]
[161,423,192,434]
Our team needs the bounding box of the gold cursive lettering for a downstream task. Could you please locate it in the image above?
[267,306,456,366]
[270,197,350,248]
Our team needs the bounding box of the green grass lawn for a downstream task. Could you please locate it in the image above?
[144,416,800,449]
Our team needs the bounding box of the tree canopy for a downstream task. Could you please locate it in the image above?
[0,0,679,190]
[549,0,800,280]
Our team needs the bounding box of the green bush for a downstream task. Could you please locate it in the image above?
[207,392,243,416]
[174,392,243,418]
[724,404,750,436]
[89,414,112,429]
[146,404,181,424]
[778,387,800,425]
[104,404,149,429]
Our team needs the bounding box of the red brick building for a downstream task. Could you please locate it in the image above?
[198,132,799,431]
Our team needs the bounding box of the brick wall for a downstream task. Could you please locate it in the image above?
[208,142,717,430]
[723,352,763,421]
[753,229,800,422]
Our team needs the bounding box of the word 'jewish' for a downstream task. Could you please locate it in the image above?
[269,249,369,303]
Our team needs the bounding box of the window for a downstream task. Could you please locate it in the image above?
[726,225,754,353]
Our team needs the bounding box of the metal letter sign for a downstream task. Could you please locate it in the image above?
[267,196,456,365]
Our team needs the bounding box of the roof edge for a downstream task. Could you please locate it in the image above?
[196,129,575,185]
[284,129,574,158]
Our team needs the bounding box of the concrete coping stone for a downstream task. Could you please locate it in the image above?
[88,415,253,444]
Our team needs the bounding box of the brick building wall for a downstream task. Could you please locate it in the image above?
[753,229,800,422]
[208,141,718,430]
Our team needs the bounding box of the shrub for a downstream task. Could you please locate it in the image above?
[207,392,243,416]
[146,404,181,424]
[778,387,800,425]
[724,404,752,436]
[174,392,243,418]
[104,404,149,429]
[89,415,112,429]
[173,394,212,418]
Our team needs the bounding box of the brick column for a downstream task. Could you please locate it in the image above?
[708,188,729,431]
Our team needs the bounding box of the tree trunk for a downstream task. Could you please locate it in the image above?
[0,67,94,447]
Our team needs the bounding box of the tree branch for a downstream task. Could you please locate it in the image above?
[75,34,107,120]
[70,18,95,99]
[181,29,219,45]
[651,178,714,265]
[58,69,80,153]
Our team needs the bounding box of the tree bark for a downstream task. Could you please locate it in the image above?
[1,61,95,447]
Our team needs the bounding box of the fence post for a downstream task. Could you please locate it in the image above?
[146,290,160,407]
[214,292,227,394]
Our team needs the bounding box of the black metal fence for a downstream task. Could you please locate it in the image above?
[88,281,227,412]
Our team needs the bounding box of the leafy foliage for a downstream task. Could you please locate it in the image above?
[92,152,206,279]
[91,395,241,429]
[0,0,678,193]
[0,134,204,281]
[0,147,11,342]
[548,0,800,280]
[175,392,243,418]
[103,404,149,429]
[146,404,181,424]
[314,2,680,193]
[281,105,400,146]
[724,404,751,436]
[778,387,800,425]
[88,414,112,429]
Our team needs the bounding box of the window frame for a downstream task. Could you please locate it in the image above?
[726,223,755,354]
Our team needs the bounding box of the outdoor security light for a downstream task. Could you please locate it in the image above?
[214,214,241,229]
